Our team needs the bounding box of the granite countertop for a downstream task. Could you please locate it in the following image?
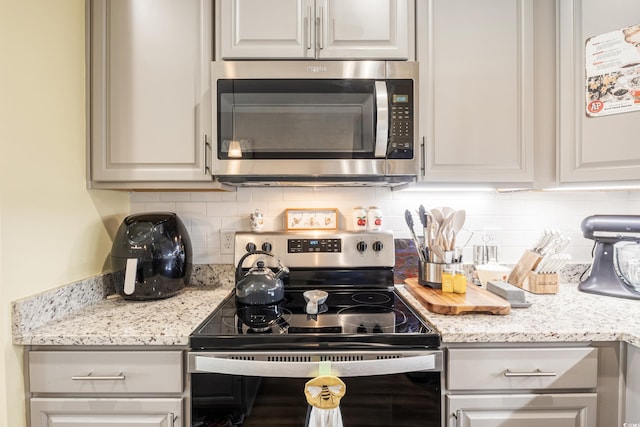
[397,282,640,348]
[12,269,640,348]
[13,284,235,347]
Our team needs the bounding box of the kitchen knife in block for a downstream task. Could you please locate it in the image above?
[404,278,510,315]
[507,250,543,288]
[521,271,558,294]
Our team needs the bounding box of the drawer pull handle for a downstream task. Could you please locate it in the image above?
[71,372,126,381]
[503,368,556,377]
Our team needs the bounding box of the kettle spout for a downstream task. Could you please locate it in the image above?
[274,265,290,280]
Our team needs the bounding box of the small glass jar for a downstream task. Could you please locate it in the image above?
[441,269,454,293]
[367,206,383,230]
[352,206,367,231]
[453,267,467,294]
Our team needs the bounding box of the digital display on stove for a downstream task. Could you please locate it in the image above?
[288,238,342,253]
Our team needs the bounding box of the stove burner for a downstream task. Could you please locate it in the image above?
[351,292,392,305]
[337,305,407,333]
[228,305,292,333]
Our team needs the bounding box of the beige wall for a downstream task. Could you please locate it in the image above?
[0,1,129,426]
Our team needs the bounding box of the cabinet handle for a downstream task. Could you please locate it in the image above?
[306,6,312,51]
[317,6,323,50]
[503,368,557,377]
[71,372,126,381]
[168,412,176,426]
[452,409,462,427]
[203,134,211,175]
[420,136,426,174]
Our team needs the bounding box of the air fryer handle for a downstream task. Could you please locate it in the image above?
[123,258,138,295]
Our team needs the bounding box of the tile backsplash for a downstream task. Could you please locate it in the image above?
[130,188,640,265]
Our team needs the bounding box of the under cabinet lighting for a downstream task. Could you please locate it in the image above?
[543,184,640,191]
[228,140,242,158]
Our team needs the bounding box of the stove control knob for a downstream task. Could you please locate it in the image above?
[372,241,384,252]
[245,242,257,252]
[261,242,272,253]
[356,241,368,253]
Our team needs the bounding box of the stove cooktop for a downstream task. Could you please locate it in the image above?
[190,288,440,350]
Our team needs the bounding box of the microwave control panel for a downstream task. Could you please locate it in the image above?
[387,80,414,159]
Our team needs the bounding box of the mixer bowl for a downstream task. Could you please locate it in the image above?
[614,242,640,291]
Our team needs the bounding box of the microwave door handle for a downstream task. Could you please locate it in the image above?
[193,353,437,378]
[374,81,389,158]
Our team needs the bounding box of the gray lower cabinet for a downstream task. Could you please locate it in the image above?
[627,343,640,424]
[30,398,181,427]
[27,350,184,427]
[446,347,599,427]
[448,394,597,427]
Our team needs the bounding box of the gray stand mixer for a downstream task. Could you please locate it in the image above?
[579,215,640,300]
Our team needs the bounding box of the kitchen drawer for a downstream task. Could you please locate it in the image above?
[447,347,598,391]
[29,351,183,394]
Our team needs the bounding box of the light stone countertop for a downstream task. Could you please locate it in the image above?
[12,275,640,348]
[396,282,640,348]
[13,284,235,346]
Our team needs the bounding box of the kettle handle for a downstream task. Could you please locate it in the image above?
[235,250,284,283]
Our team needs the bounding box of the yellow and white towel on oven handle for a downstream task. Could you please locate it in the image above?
[304,375,346,427]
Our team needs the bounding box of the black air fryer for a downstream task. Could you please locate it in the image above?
[111,212,192,301]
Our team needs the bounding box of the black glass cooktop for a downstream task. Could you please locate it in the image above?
[190,289,440,350]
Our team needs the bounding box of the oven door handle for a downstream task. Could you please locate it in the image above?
[193,353,438,378]
[374,81,389,158]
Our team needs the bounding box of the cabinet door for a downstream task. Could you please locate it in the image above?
[30,398,182,427]
[417,0,535,183]
[447,394,597,427]
[220,0,411,60]
[627,344,640,423]
[221,0,313,59]
[90,0,213,186]
[558,0,640,183]
[318,0,410,59]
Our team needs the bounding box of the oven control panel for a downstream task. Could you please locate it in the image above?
[288,238,342,253]
[235,231,395,268]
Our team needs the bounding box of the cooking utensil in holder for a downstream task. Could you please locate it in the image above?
[418,260,461,289]
[507,250,558,294]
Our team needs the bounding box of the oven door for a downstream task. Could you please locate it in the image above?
[189,350,442,427]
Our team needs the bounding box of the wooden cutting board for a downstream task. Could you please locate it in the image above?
[404,278,511,315]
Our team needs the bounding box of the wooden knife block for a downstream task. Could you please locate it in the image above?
[507,250,558,294]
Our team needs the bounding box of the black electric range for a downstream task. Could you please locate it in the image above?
[190,231,440,351]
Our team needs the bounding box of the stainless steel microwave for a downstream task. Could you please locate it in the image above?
[211,61,418,187]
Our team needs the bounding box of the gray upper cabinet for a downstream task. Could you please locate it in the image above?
[89,0,220,189]
[558,0,640,183]
[416,0,538,185]
[220,0,412,60]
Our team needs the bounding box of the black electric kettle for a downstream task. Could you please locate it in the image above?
[235,250,289,305]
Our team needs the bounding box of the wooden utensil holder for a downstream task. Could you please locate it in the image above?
[507,250,558,294]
